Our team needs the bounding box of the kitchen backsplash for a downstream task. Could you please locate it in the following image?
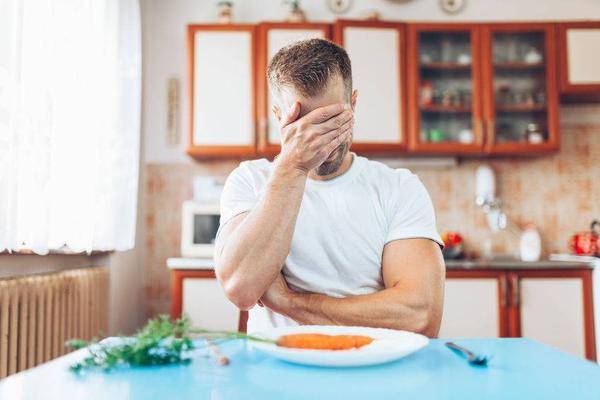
[142,105,600,317]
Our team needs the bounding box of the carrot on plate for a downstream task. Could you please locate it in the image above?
[276,333,374,350]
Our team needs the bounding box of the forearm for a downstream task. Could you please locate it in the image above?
[215,162,306,309]
[275,288,441,337]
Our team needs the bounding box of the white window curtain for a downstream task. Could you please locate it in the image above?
[0,0,141,254]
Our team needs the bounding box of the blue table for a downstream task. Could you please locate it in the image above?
[1,339,599,400]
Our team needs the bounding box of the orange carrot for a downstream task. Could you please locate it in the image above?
[276,333,374,350]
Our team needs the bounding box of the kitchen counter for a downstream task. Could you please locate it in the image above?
[445,259,594,270]
[167,257,596,271]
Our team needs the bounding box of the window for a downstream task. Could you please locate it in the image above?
[0,0,141,254]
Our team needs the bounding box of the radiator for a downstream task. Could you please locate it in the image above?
[0,266,108,379]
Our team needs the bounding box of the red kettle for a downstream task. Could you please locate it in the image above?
[569,220,600,256]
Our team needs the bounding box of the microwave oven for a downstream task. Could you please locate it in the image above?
[180,201,220,258]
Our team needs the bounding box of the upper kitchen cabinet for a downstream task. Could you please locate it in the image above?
[407,24,485,154]
[558,22,600,101]
[187,25,256,159]
[481,23,559,154]
[256,22,331,156]
[333,20,407,153]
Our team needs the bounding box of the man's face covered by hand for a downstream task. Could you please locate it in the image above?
[275,74,357,176]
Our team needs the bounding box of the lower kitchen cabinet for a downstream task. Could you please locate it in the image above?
[438,271,506,338]
[510,270,596,360]
[441,268,596,361]
[170,269,247,332]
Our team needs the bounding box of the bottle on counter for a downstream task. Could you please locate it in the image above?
[520,223,542,262]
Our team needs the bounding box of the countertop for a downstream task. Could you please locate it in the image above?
[167,257,596,270]
[445,259,594,270]
[1,338,599,400]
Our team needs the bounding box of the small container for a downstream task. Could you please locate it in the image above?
[420,81,434,106]
[458,129,473,144]
[520,223,542,262]
[524,47,543,64]
[428,129,445,142]
[525,123,544,144]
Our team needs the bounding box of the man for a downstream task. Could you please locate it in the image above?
[214,39,445,337]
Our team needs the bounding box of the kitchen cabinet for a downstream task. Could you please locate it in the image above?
[170,269,247,332]
[442,268,596,361]
[187,25,257,159]
[509,270,595,360]
[407,24,484,154]
[558,22,600,100]
[333,20,407,153]
[481,23,559,154]
[407,23,559,155]
[438,270,507,338]
[256,23,331,156]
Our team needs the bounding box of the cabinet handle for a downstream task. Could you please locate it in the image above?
[510,274,520,308]
[487,119,496,140]
[474,119,484,145]
[499,276,508,308]
[259,118,268,136]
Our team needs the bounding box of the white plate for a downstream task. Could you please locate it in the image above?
[250,325,429,367]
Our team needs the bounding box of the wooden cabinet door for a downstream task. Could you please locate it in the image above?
[481,23,559,154]
[439,270,508,338]
[182,277,240,331]
[171,270,247,332]
[333,20,407,153]
[407,24,485,154]
[257,23,331,156]
[187,25,256,159]
[558,22,600,96]
[511,270,596,361]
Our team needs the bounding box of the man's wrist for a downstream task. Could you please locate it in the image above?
[273,158,309,180]
[269,287,297,317]
[267,159,308,193]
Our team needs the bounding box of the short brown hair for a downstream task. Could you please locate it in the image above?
[267,38,352,100]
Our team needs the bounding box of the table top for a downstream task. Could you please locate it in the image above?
[1,338,599,400]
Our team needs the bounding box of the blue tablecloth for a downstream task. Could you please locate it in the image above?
[1,338,599,400]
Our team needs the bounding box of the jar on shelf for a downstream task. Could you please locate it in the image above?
[525,123,544,144]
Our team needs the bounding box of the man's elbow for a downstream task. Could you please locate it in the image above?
[411,307,441,338]
[216,268,258,311]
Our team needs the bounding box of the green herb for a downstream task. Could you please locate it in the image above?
[66,314,275,372]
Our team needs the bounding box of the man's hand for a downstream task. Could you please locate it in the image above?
[260,273,293,313]
[277,102,353,174]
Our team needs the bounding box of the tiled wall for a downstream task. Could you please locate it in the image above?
[143,105,600,317]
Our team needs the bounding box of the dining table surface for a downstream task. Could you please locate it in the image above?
[1,338,599,400]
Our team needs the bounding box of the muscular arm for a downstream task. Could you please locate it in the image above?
[215,102,353,310]
[214,165,307,310]
[261,238,445,337]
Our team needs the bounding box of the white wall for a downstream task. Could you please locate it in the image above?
[141,0,600,164]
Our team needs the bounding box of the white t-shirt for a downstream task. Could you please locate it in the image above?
[218,154,442,333]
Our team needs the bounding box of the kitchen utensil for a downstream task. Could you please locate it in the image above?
[250,325,428,367]
[569,220,600,256]
[445,342,489,366]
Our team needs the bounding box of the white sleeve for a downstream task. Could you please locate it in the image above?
[218,163,258,233]
[386,172,443,248]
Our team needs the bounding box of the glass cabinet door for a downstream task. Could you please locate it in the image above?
[409,25,483,152]
[484,24,558,153]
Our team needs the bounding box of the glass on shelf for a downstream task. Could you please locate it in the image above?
[418,31,475,145]
[490,30,549,145]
